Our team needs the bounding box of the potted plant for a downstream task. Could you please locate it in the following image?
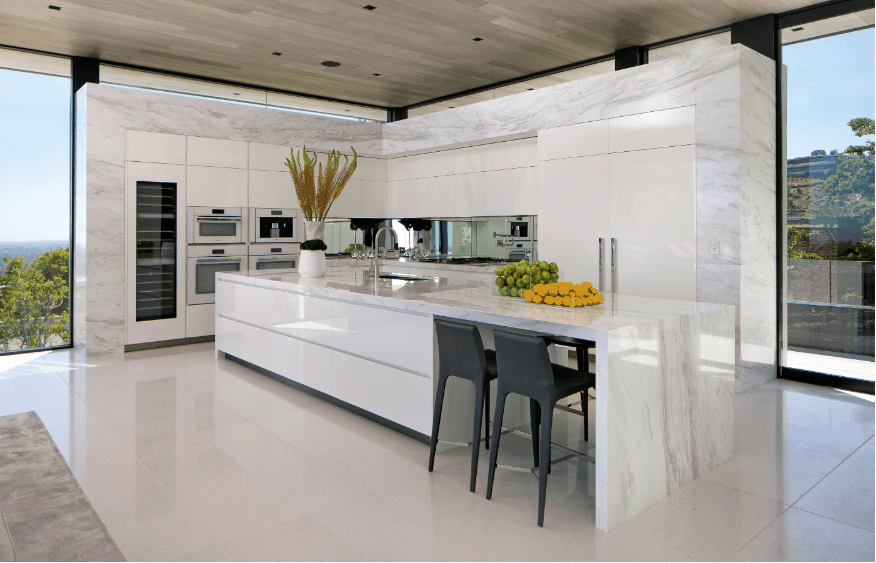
[299,238,328,278]
[285,146,358,242]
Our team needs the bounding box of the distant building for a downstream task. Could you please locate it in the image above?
[787,150,847,177]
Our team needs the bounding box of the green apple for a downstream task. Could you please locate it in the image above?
[495,277,504,287]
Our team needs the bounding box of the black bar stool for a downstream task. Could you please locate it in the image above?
[429,319,498,493]
[486,330,596,527]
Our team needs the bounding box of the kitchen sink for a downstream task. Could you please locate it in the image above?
[378,273,431,281]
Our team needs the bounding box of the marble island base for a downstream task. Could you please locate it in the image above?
[214,267,735,532]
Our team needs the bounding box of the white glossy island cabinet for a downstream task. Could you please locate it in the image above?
[214,266,735,532]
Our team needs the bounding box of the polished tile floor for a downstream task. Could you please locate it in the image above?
[0,344,873,561]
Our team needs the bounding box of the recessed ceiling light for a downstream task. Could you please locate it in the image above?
[792,27,804,31]
[449,106,455,108]
[472,37,483,41]
[321,61,341,67]
[372,73,381,76]
[48,5,61,10]
[527,88,533,91]
[272,52,282,56]
[233,93,240,96]
[363,5,376,10]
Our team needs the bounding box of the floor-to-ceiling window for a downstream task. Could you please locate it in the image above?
[0,49,72,354]
[781,8,875,383]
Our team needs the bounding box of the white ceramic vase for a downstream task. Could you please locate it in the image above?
[298,250,327,278]
[304,220,325,241]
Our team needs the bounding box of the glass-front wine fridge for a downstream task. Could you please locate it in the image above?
[126,162,187,345]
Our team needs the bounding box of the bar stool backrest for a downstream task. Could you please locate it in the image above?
[493,330,555,398]
[434,319,487,382]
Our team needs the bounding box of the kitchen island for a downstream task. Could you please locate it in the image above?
[215,266,735,532]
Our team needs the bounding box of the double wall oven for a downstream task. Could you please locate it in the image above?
[186,206,247,305]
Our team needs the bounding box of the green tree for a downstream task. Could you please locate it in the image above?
[0,248,70,351]
[787,226,823,260]
[845,117,875,157]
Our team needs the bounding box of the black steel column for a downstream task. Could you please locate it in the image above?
[731,14,778,60]
[387,107,408,122]
[72,57,99,93]
[614,46,647,70]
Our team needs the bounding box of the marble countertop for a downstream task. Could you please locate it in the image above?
[325,257,511,273]
[217,267,732,341]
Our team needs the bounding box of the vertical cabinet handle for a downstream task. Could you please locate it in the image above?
[610,238,617,294]
[598,238,604,292]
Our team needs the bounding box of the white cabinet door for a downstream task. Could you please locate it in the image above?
[187,166,248,207]
[357,157,386,182]
[454,145,485,174]
[394,178,428,217]
[539,119,609,161]
[125,162,187,345]
[187,137,248,169]
[328,179,362,218]
[609,145,696,301]
[608,106,695,153]
[361,180,389,217]
[389,158,404,181]
[426,176,455,217]
[485,140,521,171]
[126,131,186,164]
[249,142,298,172]
[538,155,610,286]
[485,169,519,216]
[518,137,539,168]
[454,172,485,216]
[518,167,538,215]
[248,169,297,209]
[186,303,214,337]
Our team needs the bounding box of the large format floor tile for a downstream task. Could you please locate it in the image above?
[0,346,872,561]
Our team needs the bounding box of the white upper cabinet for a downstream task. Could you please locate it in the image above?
[361,180,389,217]
[454,145,486,174]
[388,157,404,181]
[485,169,519,216]
[356,157,386,182]
[426,176,455,218]
[454,172,486,217]
[249,169,296,209]
[250,142,298,172]
[187,166,248,207]
[403,151,454,179]
[608,145,696,301]
[125,131,185,164]
[608,106,695,153]
[187,136,248,169]
[328,179,362,218]
[518,166,538,214]
[518,137,539,168]
[485,140,517,171]
[539,120,609,161]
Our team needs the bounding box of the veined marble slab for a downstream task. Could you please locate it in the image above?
[216,268,735,532]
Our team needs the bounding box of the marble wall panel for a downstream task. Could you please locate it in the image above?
[602,305,735,531]
[384,46,745,154]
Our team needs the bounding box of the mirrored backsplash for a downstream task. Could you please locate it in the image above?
[323,216,537,263]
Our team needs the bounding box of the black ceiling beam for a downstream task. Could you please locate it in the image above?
[71,57,99,92]
[731,14,779,60]
[614,46,647,70]
[386,107,408,122]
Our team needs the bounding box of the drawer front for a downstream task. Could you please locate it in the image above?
[265,333,333,394]
[331,301,432,376]
[332,351,432,435]
[215,316,266,368]
[265,291,333,347]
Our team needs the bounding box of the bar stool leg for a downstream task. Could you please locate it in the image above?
[484,382,490,451]
[583,389,589,442]
[486,391,508,500]
[428,373,449,472]
[529,399,540,468]
[537,402,554,527]
[470,383,486,492]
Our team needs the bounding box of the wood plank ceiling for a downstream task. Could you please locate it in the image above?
[0,0,826,107]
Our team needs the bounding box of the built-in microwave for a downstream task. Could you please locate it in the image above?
[187,207,246,245]
[249,208,301,244]
[186,244,247,305]
[248,243,299,273]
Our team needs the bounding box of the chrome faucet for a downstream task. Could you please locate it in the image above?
[372,227,398,281]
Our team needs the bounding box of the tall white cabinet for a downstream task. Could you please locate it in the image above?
[539,106,697,301]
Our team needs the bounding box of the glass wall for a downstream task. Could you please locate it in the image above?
[0,49,72,354]
[781,11,875,381]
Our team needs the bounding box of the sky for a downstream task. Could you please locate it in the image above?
[784,27,875,159]
[0,26,873,243]
[0,69,70,243]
